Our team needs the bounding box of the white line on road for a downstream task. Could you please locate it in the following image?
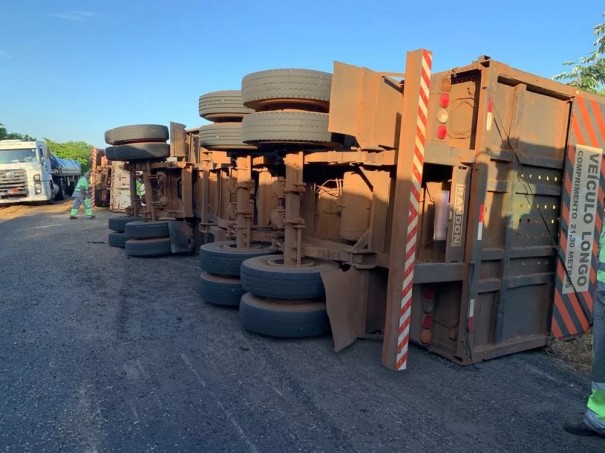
[180,353,207,388]
[25,223,63,230]
[152,391,164,410]
[216,400,260,453]
[180,353,259,453]
[128,399,140,424]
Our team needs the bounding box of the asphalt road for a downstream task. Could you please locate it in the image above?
[0,203,603,452]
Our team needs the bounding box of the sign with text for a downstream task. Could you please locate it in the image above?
[451,183,465,246]
[563,144,603,294]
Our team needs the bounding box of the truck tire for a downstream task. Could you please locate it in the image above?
[125,237,171,257]
[198,272,245,307]
[199,91,254,122]
[66,181,75,197]
[240,293,330,338]
[54,180,65,201]
[199,241,277,277]
[106,143,170,161]
[241,69,332,111]
[108,232,126,248]
[199,123,257,151]
[125,221,169,239]
[108,216,143,233]
[105,124,169,145]
[240,255,338,300]
[241,111,336,146]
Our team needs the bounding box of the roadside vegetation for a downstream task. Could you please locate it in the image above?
[554,12,604,94]
[547,335,593,374]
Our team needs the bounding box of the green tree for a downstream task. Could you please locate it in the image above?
[45,139,93,172]
[554,13,605,95]
[0,122,35,141]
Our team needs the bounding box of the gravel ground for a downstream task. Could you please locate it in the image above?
[0,203,603,452]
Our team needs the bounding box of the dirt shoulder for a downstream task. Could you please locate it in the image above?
[0,200,71,223]
[547,334,593,375]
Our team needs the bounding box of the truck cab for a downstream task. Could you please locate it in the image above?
[0,139,80,203]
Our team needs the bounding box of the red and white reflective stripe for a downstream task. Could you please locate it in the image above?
[486,98,494,132]
[91,147,97,208]
[396,49,433,371]
[467,298,476,333]
[477,203,486,241]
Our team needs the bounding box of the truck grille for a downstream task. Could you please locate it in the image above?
[0,169,28,198]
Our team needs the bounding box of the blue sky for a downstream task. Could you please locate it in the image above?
[0,1,603,148]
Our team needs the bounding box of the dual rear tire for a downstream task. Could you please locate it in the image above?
[239,293,330,338]
[239,69,338,148]
[197,241,276,307]
[105,125,170,161]
[108,216,143,249]
[238,255,337,338]
[198,245,334,338]
[107,216,171,257]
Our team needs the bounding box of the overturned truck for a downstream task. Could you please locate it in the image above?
[106,50,605,370]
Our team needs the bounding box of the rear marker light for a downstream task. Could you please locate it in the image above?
[437,109,449,123]
[437,125,447,140]
[421,314,434,329]
[439,93,450,108]
[439,77,452,92]
[420,330,432,344]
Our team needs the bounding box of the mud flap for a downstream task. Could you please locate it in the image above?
[168,221,194,254]
[169,122,188,158]
[321,267,368,352]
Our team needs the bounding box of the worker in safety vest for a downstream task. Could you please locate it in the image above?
[136,176,144,198]
[69,171,95,219]
[564,226,605,437]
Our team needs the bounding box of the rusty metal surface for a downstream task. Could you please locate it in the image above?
[309,52,597,365]
[394,55,604,365]
[329,62,403,150]
[304,149,396,165]
[322,267,368,351]
[170,122,188,158]
[109,162,131,213]
[133,162,196,220]
[283,152,304,265]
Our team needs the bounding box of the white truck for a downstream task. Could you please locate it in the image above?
[0,139,81,204]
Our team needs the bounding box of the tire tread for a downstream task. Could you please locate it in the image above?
[105,124,168,145]
[239,292,330,338]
